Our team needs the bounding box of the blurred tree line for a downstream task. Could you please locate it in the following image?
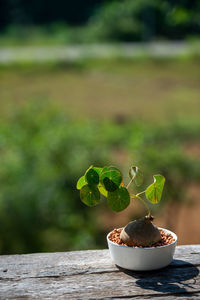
[0,0,200,42]
[0,101,200,254]
[0,0,108,27]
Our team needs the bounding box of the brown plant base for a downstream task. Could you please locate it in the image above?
[108,228,175,248]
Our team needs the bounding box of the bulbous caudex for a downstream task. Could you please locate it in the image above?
[120,214,161,247]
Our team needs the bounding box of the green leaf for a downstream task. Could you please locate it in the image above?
[100,166,122,192]
[129,166,143,186]
[93,167,102,175]
[85,168,99,185]
[76,176,87,190]
[107,186,130,212]
[98,184,108,197]
[145,174,165,204]
[80,184,100,206]
[85,165,93,173]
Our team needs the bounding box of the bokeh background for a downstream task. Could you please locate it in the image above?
[0,0,200,254]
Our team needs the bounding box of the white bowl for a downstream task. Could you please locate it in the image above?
[107,227,177,271]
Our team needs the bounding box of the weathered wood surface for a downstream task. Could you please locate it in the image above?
[0,245,199,299]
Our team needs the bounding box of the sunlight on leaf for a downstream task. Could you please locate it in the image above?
[93,167,102,175]
[145,175,165,203]
[98,184,108,197]
[76,176,87,190]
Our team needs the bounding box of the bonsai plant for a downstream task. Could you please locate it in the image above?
[76,165,177,270]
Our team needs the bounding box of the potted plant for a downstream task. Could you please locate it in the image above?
[76,165,177,271]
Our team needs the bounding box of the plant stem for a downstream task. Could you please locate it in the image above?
[131,193,150,215]
[136,190,146,197]
[126,174,136,189]
[127,175,151,215]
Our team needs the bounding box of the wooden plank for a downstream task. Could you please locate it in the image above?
[0,245,199,280]
[0,265,199,299]
[0,245,199,299]
[0,250,112,280]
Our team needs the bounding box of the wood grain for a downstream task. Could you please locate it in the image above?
[0,245,199,299]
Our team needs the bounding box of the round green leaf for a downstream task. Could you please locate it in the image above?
[107,186,130,212]
[145,174,165,204]
[76,176,87,190]
[129,166,143,186]
[85,168,99,185]
[80,184,100,207]
[100,166,122,192]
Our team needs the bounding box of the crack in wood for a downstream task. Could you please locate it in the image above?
[1,264,200,282]
[107,290,200,299]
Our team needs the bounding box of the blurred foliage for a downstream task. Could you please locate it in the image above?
[0,0,108,28]
[0,101,200,254]
[85,0,200,42]
[0,0,200,45]
[0,23,72,46]
[0,102,110,254]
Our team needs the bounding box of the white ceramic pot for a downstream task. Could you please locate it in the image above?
[107,227,177,271]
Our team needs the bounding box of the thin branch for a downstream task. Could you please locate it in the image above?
[131,193,150,215]
[136,190,146,197]
[126,174,136,189]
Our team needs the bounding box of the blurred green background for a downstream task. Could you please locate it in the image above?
[0,0,200,254]
[0,0,200,44]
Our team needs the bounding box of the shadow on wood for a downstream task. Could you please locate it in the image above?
[117,260,199,296]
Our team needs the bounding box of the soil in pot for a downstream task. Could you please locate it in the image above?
[109,228,175,248]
